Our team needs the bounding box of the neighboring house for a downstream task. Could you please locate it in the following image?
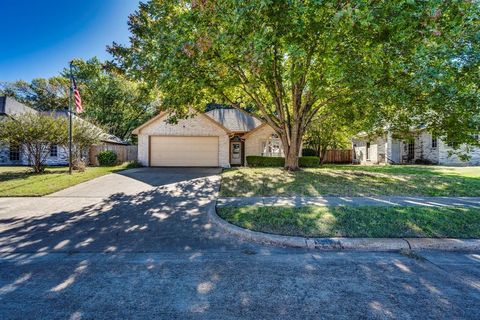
[132,106,286,167]
[0,96,126,166]
[352,129,480,166]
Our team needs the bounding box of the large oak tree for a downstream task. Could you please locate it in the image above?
[110,0,479,170]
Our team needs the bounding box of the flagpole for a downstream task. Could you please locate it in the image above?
[68,61,73,175]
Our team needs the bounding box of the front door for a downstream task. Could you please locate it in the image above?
[230,141,242,165]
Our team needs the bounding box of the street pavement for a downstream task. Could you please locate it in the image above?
[0,168,479,319]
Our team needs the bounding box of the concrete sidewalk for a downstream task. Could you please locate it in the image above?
[217,196,480,208]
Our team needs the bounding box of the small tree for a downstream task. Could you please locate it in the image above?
[305,112,355,164]
[65,118,103,167]
[0,113,66,173]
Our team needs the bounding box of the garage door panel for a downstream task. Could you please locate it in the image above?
[150,136,219,167]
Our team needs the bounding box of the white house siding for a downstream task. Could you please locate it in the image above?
[354,130,480,166]
[438,140,480,165]
[415,131,439,164]
[0,143,69,166]
[352,136,387,164]
[136,114,230,167]
[44,146,69,166]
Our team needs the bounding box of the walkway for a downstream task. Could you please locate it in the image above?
[1,169,480,318]
[217,196,480,208]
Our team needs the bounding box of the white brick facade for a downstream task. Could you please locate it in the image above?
[353,130,480,166]
[135,113,230,167]
[352,135,387,164]
[244,125,277,158]
[0,143,69,166]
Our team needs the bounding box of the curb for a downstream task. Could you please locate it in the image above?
[208,202,480,251]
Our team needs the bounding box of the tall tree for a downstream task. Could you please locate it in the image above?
[1,58,158,142]
[65,58,158,141]
[0,77,69,111]
[110,0,479,170]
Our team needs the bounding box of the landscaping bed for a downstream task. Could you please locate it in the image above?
[220,165,480,197]
[0,164,131,196]
[217,205,480,238]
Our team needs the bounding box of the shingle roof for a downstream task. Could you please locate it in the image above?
[41,110,128,145]
[205,108,263,132]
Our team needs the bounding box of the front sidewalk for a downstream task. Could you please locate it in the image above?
[217,196,480,208]
[212,196,480,251]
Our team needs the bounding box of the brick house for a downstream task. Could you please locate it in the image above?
[132,106,286,167]
[352,129,480,165]
[0,96,126,166]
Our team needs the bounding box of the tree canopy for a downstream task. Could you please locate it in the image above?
[0,112,102,172]
[0,113,66,172]
[65,58,159,142]
[0,58,158,142]
[110,0,479,169]
[0,77,69,111]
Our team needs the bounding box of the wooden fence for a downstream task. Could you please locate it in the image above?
[89,144,138,166]
[322,149,353,164]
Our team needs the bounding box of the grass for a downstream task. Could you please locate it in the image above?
[0,164,131,197]
[220,165,480,197]
[217,205,480,238]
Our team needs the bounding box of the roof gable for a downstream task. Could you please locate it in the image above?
[205,108,263,132]
[132,110,231,135]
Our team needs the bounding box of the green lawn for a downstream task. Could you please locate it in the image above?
[217,205,480,238]
[0,164,130,197]
[220,165,480,197]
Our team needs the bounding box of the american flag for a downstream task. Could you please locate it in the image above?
[72,78,83,114]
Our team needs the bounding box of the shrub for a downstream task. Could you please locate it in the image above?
[246,156,320,167]
[246,156,285,167]
[302,148,317,156]
[125,160,143,169]
[299,156,320,167]
[97,150,117,166]
[414,159,434,165]
[73,159,86,172]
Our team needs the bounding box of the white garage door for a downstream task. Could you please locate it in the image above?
[149,136,219,167]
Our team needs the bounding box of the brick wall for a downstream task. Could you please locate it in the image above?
[136,113,230,167]
[244,125,277,159]
[352,135,387,164]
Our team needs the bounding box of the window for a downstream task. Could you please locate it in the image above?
[366,142,370,160]
[50,144,58,157]
[261,134,283,157]
[9,143,20,161]
[431,136,438,149]
[407,140,415,160]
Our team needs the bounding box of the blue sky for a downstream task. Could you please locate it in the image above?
[0,0,140,82]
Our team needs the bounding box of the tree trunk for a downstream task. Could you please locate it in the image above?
[284,142,300,171]
[280,123,303,171]
[320,148,328,164]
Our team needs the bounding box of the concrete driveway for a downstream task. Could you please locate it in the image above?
[1,168,479,319]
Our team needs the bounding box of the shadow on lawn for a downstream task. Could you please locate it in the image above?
[0,167,479,318]
[219,205,480,238]
[221,166,480,197]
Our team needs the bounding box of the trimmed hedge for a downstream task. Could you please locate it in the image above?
[246,156,319,168]
[97,150,117,166]
[299,156,320,167]
[246,156,285,167]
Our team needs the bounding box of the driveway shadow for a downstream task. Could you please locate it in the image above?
[119,167,222,188]
[0,168,238,254]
